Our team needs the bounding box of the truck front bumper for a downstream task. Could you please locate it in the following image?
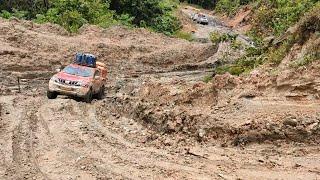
[48,81,90,97]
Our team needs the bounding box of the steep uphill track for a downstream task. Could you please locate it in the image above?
[181,6,254,46]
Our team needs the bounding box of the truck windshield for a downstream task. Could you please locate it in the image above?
[63,66,94,77]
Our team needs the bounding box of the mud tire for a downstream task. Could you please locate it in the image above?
[97,86,105,100]
[47,91,57,99]
[84,89,93,103]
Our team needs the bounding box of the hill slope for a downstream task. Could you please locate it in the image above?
[0,9,320,179]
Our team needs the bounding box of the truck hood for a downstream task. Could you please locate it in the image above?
[200,18,208,21]
[55,72,91,83]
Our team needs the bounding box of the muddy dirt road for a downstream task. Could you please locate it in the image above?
[2,89,320,180]
[0,16,320,179]
[1,94,320,179]
[181,6,253,46]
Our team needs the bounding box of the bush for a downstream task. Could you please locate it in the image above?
[261,2,319,67]
[33,0,116,33]
[0,9,28,19]
[0,10,12,19]
[210,32,222,45]
[60,10,87,33]
[1,0,182,35]
[174,31,194,41]
[215,0,319,75]
[251,0,316,37]
[152,13,182,35]
[216,64,244,76]
[291,53,320,67]
[117,13,135,27]
[203,75,213,83]
[216,45,265,75]
[210,31,238,45]
[180,0,217,9]
[266,45,289,65]
[216,0,241,16]
[216,57,262,75]
[110,0,181,35]
[231,40,243,49]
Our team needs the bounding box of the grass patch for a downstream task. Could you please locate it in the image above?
[216,46,265,75]
[210,31,238,45]
[216,56,263,75]
[290,53,320,68]
[231,40,243,50]
[251,0,316,37]
[203,75,213,83]
[173,30,194,41]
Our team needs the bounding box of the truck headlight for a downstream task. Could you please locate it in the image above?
[50,76,59,83]
[78,81,89,87]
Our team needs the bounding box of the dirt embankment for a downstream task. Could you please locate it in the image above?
[0,17,320,179]
[110,72,320,147]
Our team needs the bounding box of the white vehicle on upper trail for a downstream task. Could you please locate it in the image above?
[191,13,209,25]
[191,13,198,21]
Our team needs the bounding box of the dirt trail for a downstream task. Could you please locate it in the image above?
[1,96,320,179]
[180,6,254,46]
[0,16,320,179]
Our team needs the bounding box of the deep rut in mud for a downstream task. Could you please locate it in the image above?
[0,97,221,179]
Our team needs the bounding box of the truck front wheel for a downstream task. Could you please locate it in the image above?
[84,89,93,103]
[47,91,57,99]
[97,86,105,100]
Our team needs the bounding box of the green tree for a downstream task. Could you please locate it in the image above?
[110,0,181,34]
[0,0,181,34]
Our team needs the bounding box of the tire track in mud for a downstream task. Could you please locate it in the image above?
[0,101,7,177]
[2,96,320,179]
[77,103,216,179]
[35,100,139,179]
[72,103,177,178]
[2,97,49,179]
[31,99,215,179]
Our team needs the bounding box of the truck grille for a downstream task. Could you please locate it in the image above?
[58,78,80,86]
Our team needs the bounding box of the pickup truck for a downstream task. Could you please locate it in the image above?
[47,62,107,103]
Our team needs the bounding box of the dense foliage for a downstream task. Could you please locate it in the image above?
[0,0,181,34]
[209,0,320,75]
[251,0,317,37]
[179,0,218,9]
[180,0,253,10]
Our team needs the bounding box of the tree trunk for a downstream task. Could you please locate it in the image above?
[43,0,49,10]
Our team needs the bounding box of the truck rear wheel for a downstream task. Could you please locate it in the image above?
[47,91,57,99]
